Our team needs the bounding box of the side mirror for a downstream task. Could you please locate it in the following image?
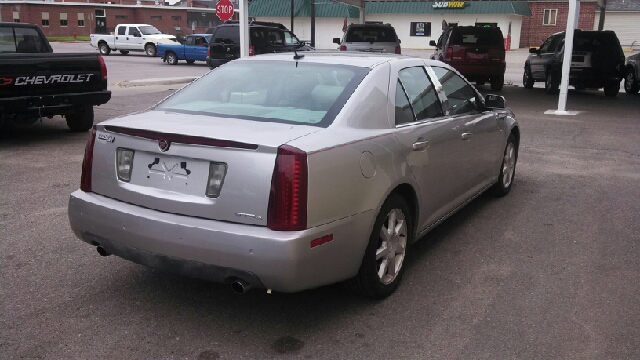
[429,40,437,47]
[333,38,341,44]
[529,47,539,54]
[398,39,402,44]
[484,94,506,109]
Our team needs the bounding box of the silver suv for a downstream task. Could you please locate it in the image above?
[333,23,401,54]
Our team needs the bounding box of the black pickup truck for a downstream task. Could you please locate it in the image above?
[0,22,111,133]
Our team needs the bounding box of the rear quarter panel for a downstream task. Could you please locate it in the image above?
[157,43,183,58]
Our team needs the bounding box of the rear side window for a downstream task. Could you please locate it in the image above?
[395,80,415,125]
[117,26,126,35]
[346,26,397,43]
[156,61,370,128]
[397,67,443,122]
[251,28,285,47]
[431,67,479,115]
[450,28,503,46]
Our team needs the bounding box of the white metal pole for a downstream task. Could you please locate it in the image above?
[239,0,249,58]
[557,0,578,112]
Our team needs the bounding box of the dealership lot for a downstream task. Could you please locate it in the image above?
[1,44,640,358]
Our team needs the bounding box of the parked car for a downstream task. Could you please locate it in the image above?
[90,24,178,57]
[523,30,626,96]
[0,22,111,133]
[333,23,401,54]
[206,24,311,69]
[158,34,211,65]
[624,52,639,94]
[68,52,519,298]
[429,25,506,91]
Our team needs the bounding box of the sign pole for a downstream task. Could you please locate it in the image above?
[556,0,579,113]
[239,0,249,58]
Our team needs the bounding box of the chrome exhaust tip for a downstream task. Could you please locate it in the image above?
[231,280,251,294]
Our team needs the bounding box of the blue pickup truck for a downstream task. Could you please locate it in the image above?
[157,34,211,65]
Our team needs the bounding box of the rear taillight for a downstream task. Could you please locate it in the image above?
[339,45,347,51]
[488,49,504,61]
[395,45,401,54]
[249,45,255,56]
[267,145,308,231]
[116,148,135,182]
[445,47,453,61]
[98,55,107,81]
[80,127,96,192]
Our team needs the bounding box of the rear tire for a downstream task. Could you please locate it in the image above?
[492,134,518,197]
[603,81,620,97]
[344,193,412,299]
[523,65,534,89]
[490,74,504,91]
[99,43,111,55]
[166,52,178,65]
[145,44,157,57]
[624,70,639,94]
[65,106,94,132]
[119,50,129,55]
[545,71,559,95]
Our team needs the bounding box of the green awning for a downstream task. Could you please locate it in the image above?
[366,1,531,16]
[249,0,361,18]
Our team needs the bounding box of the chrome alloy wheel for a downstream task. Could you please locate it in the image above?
[625,72,635,91]
[376,208,407,285]
[502,142,516,188]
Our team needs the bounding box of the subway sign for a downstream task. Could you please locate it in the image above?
[433,2,466,9]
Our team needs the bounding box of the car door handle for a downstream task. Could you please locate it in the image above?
[412,139,429,151]
[461,132,473,140]
[126,37,129,40]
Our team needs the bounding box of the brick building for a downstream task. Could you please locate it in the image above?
[520,0,597,48]
[0,1,220,37]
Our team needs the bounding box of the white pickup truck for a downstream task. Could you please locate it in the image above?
[90,24,178,57]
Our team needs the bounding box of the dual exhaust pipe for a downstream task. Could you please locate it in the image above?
[95,245,254,294]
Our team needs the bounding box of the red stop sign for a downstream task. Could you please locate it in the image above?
[216,0,235,21]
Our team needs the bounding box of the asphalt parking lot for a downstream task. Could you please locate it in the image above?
[1,43,639,359]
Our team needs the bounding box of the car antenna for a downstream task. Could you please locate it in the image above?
[293,49,304,60]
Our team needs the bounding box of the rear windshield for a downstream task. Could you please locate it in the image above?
[0,26,48,53]
[346,26,397,43]
[156,61,369,128]
[450,28,504,46]
[573,32,621,52]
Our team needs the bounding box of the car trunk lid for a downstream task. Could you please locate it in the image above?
[90,111,319,226]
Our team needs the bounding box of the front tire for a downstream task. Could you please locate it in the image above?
[624,70,639,94]
[166,52,178,65]
[65,106,94,132]
[490,74,504,91]
[99,43,111,55]
[145,44,157,57]
[545,71,559,95]
[492,134,518,197]
[523,65,534,89]
[604,81,620,97]
[344,193,412,299]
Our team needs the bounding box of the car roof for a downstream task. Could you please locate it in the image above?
[238,51,451,69]
[0,22,40,28]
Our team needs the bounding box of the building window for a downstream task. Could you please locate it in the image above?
[78,13,85,27]
[42,12,49,27]
[151,16,162,20]
[410,22,431,37]
[13,11,20,23]
[115,15,128,20]
[60,13,68,27]
[172,16,182,21]
[543,9,558,26]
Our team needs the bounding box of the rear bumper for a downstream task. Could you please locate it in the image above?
[0,90,111,116]
[449,62,506,77]
[68,190,374,293]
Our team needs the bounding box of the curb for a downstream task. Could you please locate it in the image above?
[117,76,199,88]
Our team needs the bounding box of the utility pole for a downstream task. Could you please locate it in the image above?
[291,0,294,31]
[597,0,606,30]
[310,0,315,47]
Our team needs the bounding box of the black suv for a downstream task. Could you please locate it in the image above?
[523,30,625,96]
[206,24,310,69]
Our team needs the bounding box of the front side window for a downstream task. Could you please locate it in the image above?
[431,67,479,116]
[397,67,443,122]
[543,9,558,26]
[284,31,300,45]
[538,35,554,53]
[128,27,139,36]
[251,28,285,47]
[156,61,369,128]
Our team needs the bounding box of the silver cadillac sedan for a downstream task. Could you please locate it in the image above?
[68,52,519,298]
